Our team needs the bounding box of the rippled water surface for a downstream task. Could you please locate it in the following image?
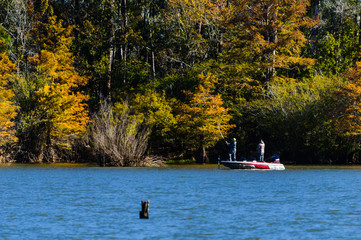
[1,165,361,239]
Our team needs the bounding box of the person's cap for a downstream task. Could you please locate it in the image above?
[233,138,236,141]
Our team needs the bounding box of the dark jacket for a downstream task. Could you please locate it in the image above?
[227,141,237,154]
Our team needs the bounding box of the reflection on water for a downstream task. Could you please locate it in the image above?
[0,165,361,239]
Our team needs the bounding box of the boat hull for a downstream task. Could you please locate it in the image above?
[220,161,285,170]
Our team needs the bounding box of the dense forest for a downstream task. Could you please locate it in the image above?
[1,0,361,165]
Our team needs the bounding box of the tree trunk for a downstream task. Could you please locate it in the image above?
[150,6,156,79]
[357,0,361,44]
[45,126,54,162]
[265,3,277,83]
[120,0,128,84]
[74,0,80,35]
[196,146,209,164]
[108,0,115,102]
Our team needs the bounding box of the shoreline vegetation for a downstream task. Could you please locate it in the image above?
[2,162,361,170]
[2,1,361,166]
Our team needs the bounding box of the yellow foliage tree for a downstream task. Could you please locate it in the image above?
[113,89,177,152]
[176,73,234,163]
[0,46,18,146]
[19,16,89,161]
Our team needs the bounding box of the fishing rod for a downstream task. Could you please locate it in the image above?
[217,121,225,141]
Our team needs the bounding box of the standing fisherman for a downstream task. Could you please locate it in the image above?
[226,138,237,161]
[257,139,265,162]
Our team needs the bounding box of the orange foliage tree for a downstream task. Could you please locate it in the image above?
[176,73,234,163]
[334,62,361,139]
[16,16,89,162]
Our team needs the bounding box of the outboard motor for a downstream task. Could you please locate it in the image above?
[270,156,280,163]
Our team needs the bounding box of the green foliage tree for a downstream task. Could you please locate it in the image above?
[62,0,168,107]
[306,0,359,76]
[220,0,317,93]
[163,0,224,70]
[1,0,361,164]
[237,75,347,163]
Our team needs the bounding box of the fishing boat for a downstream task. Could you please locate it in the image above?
[219,156,285,170]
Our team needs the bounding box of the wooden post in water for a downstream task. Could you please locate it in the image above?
[140,200,149,219]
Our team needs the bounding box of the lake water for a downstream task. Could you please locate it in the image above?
[0,165,361,239]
